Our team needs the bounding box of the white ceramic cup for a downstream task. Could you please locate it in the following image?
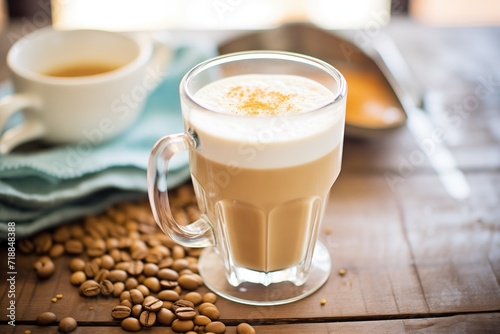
[0,27,171,154]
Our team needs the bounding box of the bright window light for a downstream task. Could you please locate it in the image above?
[51,0,392,31]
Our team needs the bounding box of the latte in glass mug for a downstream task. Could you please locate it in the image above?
[148,51,346,305]
[189,74,343,273]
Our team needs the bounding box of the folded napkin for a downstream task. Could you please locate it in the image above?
[0,46,210,239]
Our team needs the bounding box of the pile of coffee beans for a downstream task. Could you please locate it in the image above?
[19,183,256,334]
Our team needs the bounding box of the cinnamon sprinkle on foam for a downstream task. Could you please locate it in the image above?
[226,85,299,116]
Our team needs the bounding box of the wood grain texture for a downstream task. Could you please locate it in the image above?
[1,14,499,334]
[1,313,499,333]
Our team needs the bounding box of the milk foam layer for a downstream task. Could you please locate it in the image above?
[188,74,345,169]
[194,74,334,116]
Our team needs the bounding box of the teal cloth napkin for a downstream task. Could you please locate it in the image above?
[0,46,209,239]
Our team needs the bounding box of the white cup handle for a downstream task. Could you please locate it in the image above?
[0,93,45,154]
[142,38,173,90]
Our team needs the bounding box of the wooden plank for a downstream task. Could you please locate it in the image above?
[0,171,497,323]
[1,313,499,334]
[397,172,500,314]
[0,172,429,323]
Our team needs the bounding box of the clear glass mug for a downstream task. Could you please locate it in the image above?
[148,51,346,305]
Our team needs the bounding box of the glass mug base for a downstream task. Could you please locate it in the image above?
[198,240,332,306]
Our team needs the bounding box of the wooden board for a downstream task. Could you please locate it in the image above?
[1,172,498,327]
[1,313,499,334]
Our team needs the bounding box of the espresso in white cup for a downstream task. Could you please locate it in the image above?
[0,27,171,153]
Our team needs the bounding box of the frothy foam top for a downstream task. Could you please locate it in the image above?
[188,74,345,169]
[194,74,334,116]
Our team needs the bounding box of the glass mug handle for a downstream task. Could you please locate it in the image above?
[147,131,215,248]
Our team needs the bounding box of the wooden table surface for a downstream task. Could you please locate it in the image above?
[1,17,500,333]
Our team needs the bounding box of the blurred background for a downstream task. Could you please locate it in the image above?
[1,0,499,81]
[2,0,500,31]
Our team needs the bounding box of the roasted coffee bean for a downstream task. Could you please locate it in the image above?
[175,306,197,320]
[160,279,179,289]
[184,291,202,305]
[129,289,144,305]
[172,319,195,333]
[114,261,130,271]
[192,273,204,285]
[198,302,215,312]
[100,279,114,296]
[131,304,143,318]
[143,277,160,292]
[120,290,131,302]
[70,271,86,286]
[205,321,226,334]
[136,284,149,297]
[178,274,200,291]
[143,297,163,312]
[108,269,128,282]
[69,225,85,239]
[136,274,146,284]
[188,261,199,274]
[127,260,144,276]
[81,235,93,250]
[139,310,156,327]
[172,299,194,312]
[18,239,35,253]
[162,300,174,309]
[33,232,52,254]
[121,299,133,308]
[158,289,180,302]
[106,237,120,251]
[68,258,85,272]
[87,239,106,257]
[49,243,65,258]
[179,268,194,276]
[202,292,218,304]
[58,317,77,333]
[172,245,185,259]
[157,268,179,280]
[118,237,133,249]
[111,305,131,319]
[64,239,84,255]
[200,305,220,320]
[83,260,100,278]
[125,277,139,290]
[143,263,159,276]
[131,246,149,260]
[121,317,141,332]
[90,219,109,239]
[194,315,211,326]
[33,256,55,279]
[143,248,159,263]
[237,323,256,334]
[172,258,190,272]
[158,257,174,269]
[36,311,57,325]
[95,268,110,283]
[125,219,139,232]
[80,280,101,297]
[99,254,115,269]
[157,308,176,325]
[53,225,71,243]
[113,282,125,297]
[109,248,122,262]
